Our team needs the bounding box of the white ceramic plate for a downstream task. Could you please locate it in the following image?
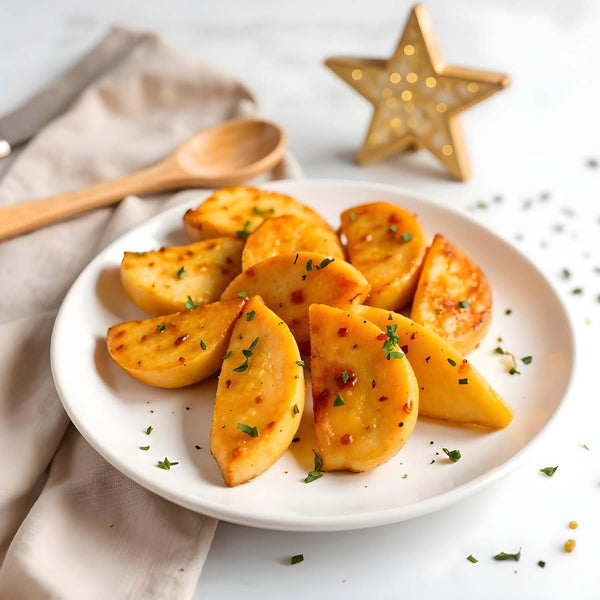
[51,180,574,532]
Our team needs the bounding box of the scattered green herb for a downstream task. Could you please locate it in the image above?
[538,561,545,568]
[401,232,413,242]
[136,251,146,256]
[458,300,470,309]
[138,446,150,451]
[296,360,305,367]
[237,423,259,438]
[521,356,533,364]
[349,212,356,221]
[293,404,300,414]
[157,457,179,470]
[493,548,521,561]
[145,426,153,435]
[291,554,304,565]
[341,370,350,384]
[458,378,469,385]
[156,323,166,333]
[305,450,323,483]
[185,296,198,309]
[306,259,313,271]
[233,360,248,373]
[223,351,232,360]
[435,308,443,314]
[562,269,571,279]
[177,266,186,279]
[447,358,457,367]
[509,367,521,375]
[200,340,207,350]
[246,310,256,321]
[539,466,558,477]
[237,291,248,297]
[316,257,335,270]
[572,288,583,295]
[388,313,393,321]
[495,347,504,354]
[333,395,345,407]
[382,324,400,358]
[442,448,461,462]
[235,221,252,238]
[389,225,398,233]
[466,555,478,564]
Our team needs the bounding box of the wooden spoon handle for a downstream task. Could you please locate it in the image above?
[0,161,178,242]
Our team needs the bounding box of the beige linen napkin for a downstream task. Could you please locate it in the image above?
[0,27,300,600]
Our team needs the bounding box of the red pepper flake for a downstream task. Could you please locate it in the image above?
[379,395,388,402]
[174,334,189,346]
[341,434,353,445]
[292,437,301,443]
[255,395,262,403]
[353,343,359,349]
[425,356,431,363]
[140,334,148,342]
[401,345,409,354]
[403,401,412,414]
[398,422,404,427]
[290,289,305,304]
[337,327,349,337]
[376,332,387,341]
[178,357,185,364]
[410,332,417,340]
[116,344,125,352]
[225,379,232,389]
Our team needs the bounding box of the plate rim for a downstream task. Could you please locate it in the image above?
[50,178,577,531]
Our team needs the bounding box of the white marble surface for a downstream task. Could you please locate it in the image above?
[1,1,599,598]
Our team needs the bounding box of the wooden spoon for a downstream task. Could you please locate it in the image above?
[0,118,287,241]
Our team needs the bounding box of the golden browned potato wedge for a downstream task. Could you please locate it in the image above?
[340,202,426,311]
[120,238,243,316]
[106,298,246,388]
[309,304,419,472]
[211,296,305,486]
[183,186,332,241]
[221,252,370,352]
[241,214,344,271]
[354,305,514,428]
[410,234,492,354]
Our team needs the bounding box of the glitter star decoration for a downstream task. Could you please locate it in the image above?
[325,4,510,181]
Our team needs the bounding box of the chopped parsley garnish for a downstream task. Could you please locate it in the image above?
[521,356,533,364]
[157,457,179,470]
[349,212,356,221]
[246,310,256,321]
[495,347,504,354]
[138,446,150,451]
[223,351,232,360]
[389,225,398,233]
[185,296,198,309]
[232,360,248,373]
[539,466,558,477]
[435,308,443,314]
[493,548,521,561]
[316,257,335,270]
[293,404,300,414]
[388,313,393,320]
[200,340,207,350]
[333,395,345,407]
[458,300,470,309]
[562,268,571,279]
[136,251,146,256]
[387,351,404,359]
[290,554,304,565]
[466,555,478,563]
[177,266,186,279]
[237,423,259,437]
[442,448,461,462]
[401,232,413,242]
[509,367,520,375]
[145,426,153,435]
[235,221,252,238]
[571,288,583,295]
[306,259,313,271]
[538,560,545,568]
[237,291,248,297]
[447,358,457,367]
[252,206,274,216]
[296,360,305,367]
[233,337,259,372]
[305,450,323,483]
[156,323,166,332]
[458,378,469,385]
[341,370,350,384]
[382,324,400,358]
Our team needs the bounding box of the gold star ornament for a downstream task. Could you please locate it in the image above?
[325,4,510,181]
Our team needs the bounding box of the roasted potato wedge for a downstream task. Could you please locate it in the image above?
[340,202,426,311]
[354,305,513,428]
[106,298,246,388]
[410,234,492,354]
[241,214,344,271]
[309,304,419,472]
[121,238,243,316]
[221,252,370,352]
[211,296,305,486]
[184,186,332,241]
